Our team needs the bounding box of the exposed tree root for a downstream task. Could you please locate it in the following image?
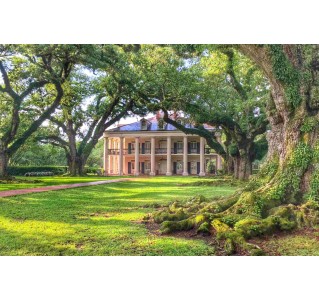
[146,191,319,256]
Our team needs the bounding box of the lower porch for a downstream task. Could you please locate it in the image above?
[108,155,219,176]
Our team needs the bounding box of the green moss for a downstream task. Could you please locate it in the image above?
[197,222,210,234]
[308,169,319,202]
[300,117,318,133]
[267,142,313,204]
[277,218,297,231]
[221,214,244,226]
[160,218,196,234]
[234,218,262,238]
[245,157,279,191]
[153,209,188,224]
[211,219,230,233]
[233,192,264,217]
[224,238,235,255]
[268,45,301,109]
[195,214,206,225]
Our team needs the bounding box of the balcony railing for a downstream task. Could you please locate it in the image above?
[188,148,200,154]
[174,149,183,154]
[109,148,205,155]
[155,148,167,154]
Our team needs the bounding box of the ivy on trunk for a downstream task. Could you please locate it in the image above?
[149,44,319,255]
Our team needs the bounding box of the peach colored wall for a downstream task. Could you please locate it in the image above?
[105,136,223,175]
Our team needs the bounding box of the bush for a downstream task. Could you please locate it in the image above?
[25,172,54,177]
[8,166,68,176]
[84,167,103,175]
[206,160,216,174]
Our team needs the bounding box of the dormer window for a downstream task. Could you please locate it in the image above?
[141,119,148,130]
[176,119,183,125]
[158,118,165,130]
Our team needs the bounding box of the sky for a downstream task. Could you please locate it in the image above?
[109,112,155,129]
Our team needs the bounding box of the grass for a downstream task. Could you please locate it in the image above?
[0,176,237,256]
[2,175,318,256]
[0,176,128,191]
[252,228,319,256]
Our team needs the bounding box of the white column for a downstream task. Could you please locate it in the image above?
[166,136,172,176]
[110,156,113,174]
[108,139,111,174]
[103,137,109,176]
[112,140,116,174]
[150,137,156,176]
[182,136,188,176]
[134,137,140,176]
[118,137,124,176]
[199,137,206,176]
[114,156,117,174]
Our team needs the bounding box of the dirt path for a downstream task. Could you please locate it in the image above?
[0,179,131,198]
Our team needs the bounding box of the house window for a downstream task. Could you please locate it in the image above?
[190,142,197,150]
[145,141,151,153]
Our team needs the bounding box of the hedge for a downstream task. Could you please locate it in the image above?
[8,166,68,176]
[8,166,103,176]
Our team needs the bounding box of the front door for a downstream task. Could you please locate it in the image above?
[159,160,167,175]
[128,162,132,174]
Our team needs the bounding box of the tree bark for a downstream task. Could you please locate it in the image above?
[239,45,319,196]
[151,45,319,255]
[0,143,9,178]
[67,154,86,176]
[224,155,234,175]
[233,154,252,180]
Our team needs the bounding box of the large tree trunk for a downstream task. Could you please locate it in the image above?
[68,154,86,176]
[151,45,319,255]
[233,154,252,180]
[224,155,234,176]
[0,151,9,178]
[0,142,9,178]
[239,45,319,198]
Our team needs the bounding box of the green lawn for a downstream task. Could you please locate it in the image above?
[0,176,127,191]
[0,176,237,256]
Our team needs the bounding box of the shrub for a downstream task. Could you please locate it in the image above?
[25,172,54,177]
[8,166,67,176]
[85,167,103,175]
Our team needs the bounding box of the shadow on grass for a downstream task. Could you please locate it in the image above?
[0,181,237,225]
[0,178,237,255]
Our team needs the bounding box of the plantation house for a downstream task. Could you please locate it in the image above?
[103,114,223,176]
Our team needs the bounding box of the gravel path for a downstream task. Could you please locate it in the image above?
[0,179,130,198]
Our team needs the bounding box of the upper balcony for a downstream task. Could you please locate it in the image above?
[108,148,213,155]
